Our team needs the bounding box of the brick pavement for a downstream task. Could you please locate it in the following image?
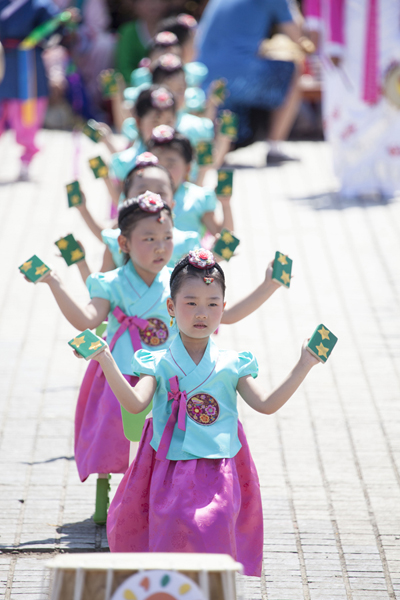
[0,131,399,599]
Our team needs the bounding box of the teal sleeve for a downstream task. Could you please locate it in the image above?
[86,272,111,301]
[132,349,156,377]
[237,352,259,379]
[203,188,218,213]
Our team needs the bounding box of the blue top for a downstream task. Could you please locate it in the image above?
[87,261,176,375]
[173,181,217,234]
[196,0,293,89]
[0,0,60,99]
[101,226,200,269]
[109,137,147,182]
[176,110,214,146]
[132,334,258,460]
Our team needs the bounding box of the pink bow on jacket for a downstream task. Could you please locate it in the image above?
[156,376,187,461]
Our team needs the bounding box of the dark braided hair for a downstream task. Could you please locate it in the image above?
[170,254,226,300]
[148,131,193,165]
[156,15,197,46]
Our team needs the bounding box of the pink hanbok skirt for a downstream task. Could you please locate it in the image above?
[107,419,263,577]
[74,360,136,481]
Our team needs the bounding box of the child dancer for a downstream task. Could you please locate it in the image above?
[80,249,319,574]
[148,125,233,236]
[110,85,176,190]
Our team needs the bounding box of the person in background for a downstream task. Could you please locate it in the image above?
[115,0,168,84]
[196,0,304,164]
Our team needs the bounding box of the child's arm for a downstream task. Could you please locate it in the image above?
[237,340,319,414]
[221,260,279,324]
[100,246,117,272]
[40,271,109,330]
[103,176,122,209]
[93,346,155,414]
[76,190,104,242]
[202,196,234,236]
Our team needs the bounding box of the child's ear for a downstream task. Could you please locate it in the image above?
[166,297,175,316]
[118,234,129,254]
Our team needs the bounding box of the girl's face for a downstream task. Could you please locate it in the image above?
[168,277,225,340]
[119,214,174,278]
[137,109,176,143]
[151,146,190,189]
[163,72,186,110]
[127,166,175,207]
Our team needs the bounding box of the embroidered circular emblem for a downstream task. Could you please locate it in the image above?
[140,318,169,346]
[186,393,219,426]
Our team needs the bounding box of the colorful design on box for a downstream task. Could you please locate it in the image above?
[186,393,219,426]
[82,120,102,143]
[220,110,238,137]
[139,318,169,347]
[110,570,205,600]
[212,228,240,262]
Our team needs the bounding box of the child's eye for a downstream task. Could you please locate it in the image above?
[165,235,173,240]
[209,303,218,307]
[187,302,196,306]
[144,237,154,242]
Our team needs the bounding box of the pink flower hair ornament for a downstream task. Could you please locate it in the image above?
[135,152,159,168]
[155,31,179,46]
[177,14,197,29]
[150,87,175,109]
[137,191,165,213]
[157,53,182,72]
[152,124,175,143]
[188,249,216,269]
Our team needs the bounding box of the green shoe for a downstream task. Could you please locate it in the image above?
[93,475,111,525]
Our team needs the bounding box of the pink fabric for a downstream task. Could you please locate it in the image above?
[363,0,379,104]
[108,307,148,354]
[304,0,344,46]
[107,419,263,577]
[0,98,48,164]
[303,0,321,20]
[75,360,136,481]
[156,376,187,461]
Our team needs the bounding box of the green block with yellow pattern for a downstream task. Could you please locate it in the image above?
[307,324,338,363]
[196,141,214,165]
[216,169,233,196]
[272,251,292,288]
[212,78,227,104]
[68,329,107,360]
[220,110,238,138]
[212,229,240,261]
[99,69,118,98]
[19,255,51,283]
[89,156,109,179]
[55,234,85,266]
[66,181,82,208]
[82,119,102,143]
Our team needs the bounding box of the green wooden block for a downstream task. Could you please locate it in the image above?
[272,251,292,288]
[216,169,233,196]
[196,141,214,165]
[212,229,240,261]
[307,324,338,363]
[55,234,85,266]
[66,181,82,208]
[99,69,118,98]
[212,78,227,103]
[19,255,51,283]
[220,110,238,138]
[89,156,109,179]
[82,119,102,143]
[121,403,153,442]
[68,329,106,360]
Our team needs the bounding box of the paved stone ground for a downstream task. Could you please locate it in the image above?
[0,130,399,600]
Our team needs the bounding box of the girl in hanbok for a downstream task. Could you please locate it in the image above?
[304,0,400,197]
[148,125,233,237]
[24,192,285,524]
[80,248,319,575]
